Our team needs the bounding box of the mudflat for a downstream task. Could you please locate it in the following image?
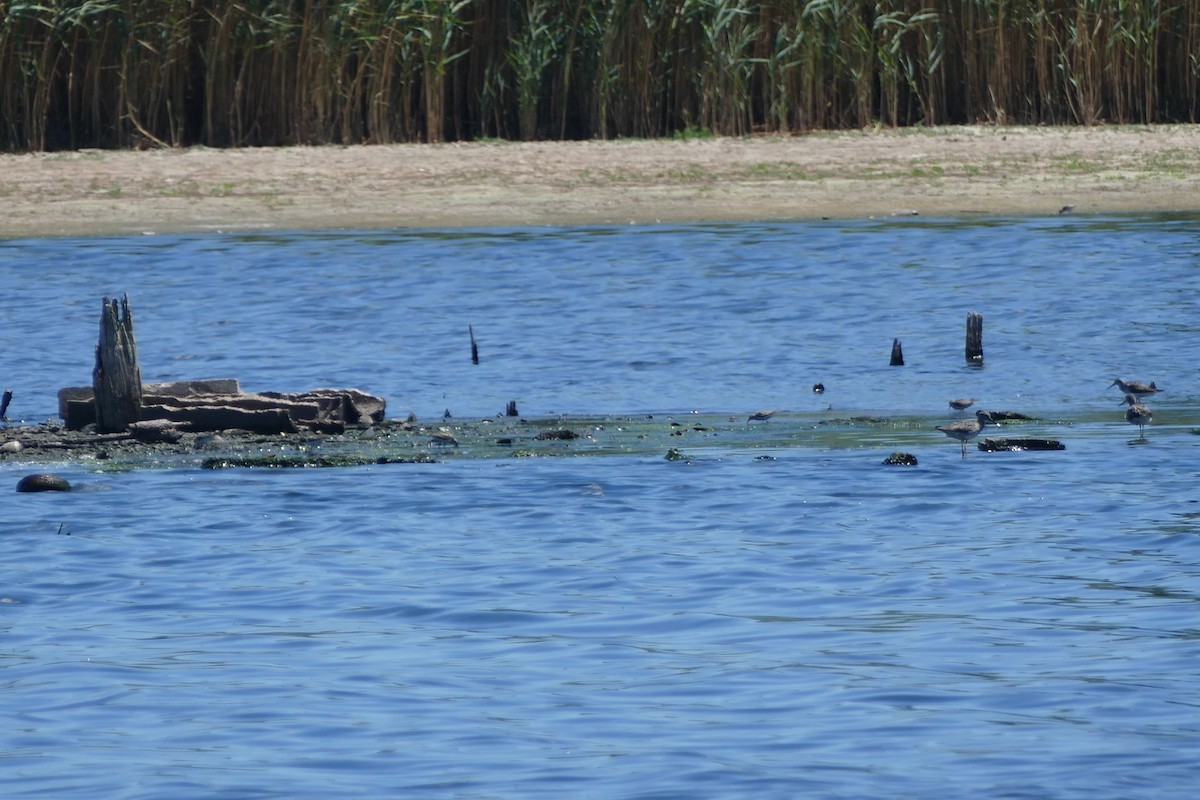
[1,124,1197,238]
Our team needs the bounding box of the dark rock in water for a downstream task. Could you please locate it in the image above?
[882,452,918,466]
[665,448,687,461]
[16,473,71,492]
[978,438,1064,452]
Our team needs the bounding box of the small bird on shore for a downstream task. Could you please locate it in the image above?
[748,409,780,422]
[1110,378,1160,400]
[936,410,994,458]
[948,397,977,412]
[1119,393,1152,438]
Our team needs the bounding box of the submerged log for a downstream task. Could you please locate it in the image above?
[93,295,142,433]
[978,438,1065,452]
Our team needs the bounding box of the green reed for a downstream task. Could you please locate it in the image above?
[1,0,1197,151]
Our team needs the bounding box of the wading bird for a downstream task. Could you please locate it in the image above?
[936,410,994,458]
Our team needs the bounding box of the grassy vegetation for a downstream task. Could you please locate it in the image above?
[1,1,1197,151]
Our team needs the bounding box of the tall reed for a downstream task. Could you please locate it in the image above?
[1,0,1197,151]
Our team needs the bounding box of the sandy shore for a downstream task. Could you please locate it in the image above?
[1,125,1197,237]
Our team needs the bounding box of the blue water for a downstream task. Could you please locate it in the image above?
[3,217,1200,798]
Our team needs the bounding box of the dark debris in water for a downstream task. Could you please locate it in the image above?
[977,438,1065,452]
[534,428,581,441]
[986,411,1040,422]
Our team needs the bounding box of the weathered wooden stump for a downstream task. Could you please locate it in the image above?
[506,400,519,417]
[889,338,905,366]
[93,295,142,433]
[966,312,984,364]
[469,325,480,365]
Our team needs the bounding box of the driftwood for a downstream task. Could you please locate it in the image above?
[93,295,142,433]
[58,379,385,435]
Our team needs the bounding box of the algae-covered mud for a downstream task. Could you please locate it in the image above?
[1,409,1076,474]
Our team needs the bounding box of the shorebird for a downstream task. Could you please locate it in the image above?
[748,409,780,422]
[936,410,994,458]
[429,429,460,447]
[1110,378,1160,400]
[1119,393,1152,437]
[948,397,977,412]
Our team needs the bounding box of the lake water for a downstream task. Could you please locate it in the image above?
[3,216,1200,798]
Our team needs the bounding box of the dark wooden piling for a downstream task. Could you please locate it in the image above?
[0,389,11,419]
[966,312,983,364]
[889,338,904,366]
[469,325,479,365]
[506,400,519,417]
[93,295,142,433]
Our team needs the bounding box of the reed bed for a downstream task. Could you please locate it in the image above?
[1,1,1197,151]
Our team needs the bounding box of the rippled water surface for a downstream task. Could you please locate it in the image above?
[3,217,1200,798]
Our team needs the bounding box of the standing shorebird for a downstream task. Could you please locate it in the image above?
[948,397,978,412]
[1119,393,1153,438]
[936,410,994,458]
[1110,378,1160,400]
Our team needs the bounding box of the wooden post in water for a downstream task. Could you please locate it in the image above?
[966,312,984,364]
[93,294,142,433]
[469,325,479,365]
[890,338,905,366]
[506,400,519,417]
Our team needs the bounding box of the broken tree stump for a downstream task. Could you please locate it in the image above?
[966,312,984,364]
[890,338,905,366]
[93,295,142,433]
